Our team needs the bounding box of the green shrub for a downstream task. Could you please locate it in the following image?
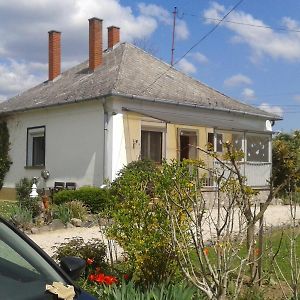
[65,200,90,220]
[16,177,33,201]
[15,177,40,217]
[0,121,12,189]
[53,237,107,270]
[53,203,71,224]
[96,281,204,300]
[11,205,33,229]
[53,189,76,204]
[106,160,179,286]
[53,186,110,213]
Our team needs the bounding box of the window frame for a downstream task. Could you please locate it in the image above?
[140,127,165,163]
[26,126,46,168]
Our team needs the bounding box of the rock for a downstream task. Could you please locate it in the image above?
[66,222,75,229]
[31,227,39,234]
[49,219,65,230]
[70,218,82,227]
[39,225,51,233]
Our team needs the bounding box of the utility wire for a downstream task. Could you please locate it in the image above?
[203,17,300,33]
[140,0,245,95]
[181,13,300,34]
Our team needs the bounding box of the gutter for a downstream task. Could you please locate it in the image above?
[112,92,282,121]
[0,92,282,121]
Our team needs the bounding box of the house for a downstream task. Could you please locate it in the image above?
[0,18,281,200]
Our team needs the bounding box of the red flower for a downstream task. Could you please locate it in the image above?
[104,275,118,285]
[94,273,105,284]
[86,258,94,265]
[88,271,118,285]
[88,274,95,281]
[203,248,209,256]
[123,274,129,280]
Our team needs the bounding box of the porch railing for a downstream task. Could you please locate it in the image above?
[203,161,271,188]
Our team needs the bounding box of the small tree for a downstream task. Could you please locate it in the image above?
[272,131,300,196]
[0,121,12,189]
[105,160,180,286]
[159,158,253,299]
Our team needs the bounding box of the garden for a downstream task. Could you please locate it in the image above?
[0,130,299,299]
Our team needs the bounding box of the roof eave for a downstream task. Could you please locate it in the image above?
[0,91,282,122]
[111,92,282,121]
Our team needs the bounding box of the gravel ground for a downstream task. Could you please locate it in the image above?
[28,205,300,257]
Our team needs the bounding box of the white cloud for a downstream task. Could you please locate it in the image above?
[224,74,252,87]
[176,58,197,74]
[0,59,44,99]
[0,0,167,99]
[138,3,189,40]
[241,88,256,101]
[259,102,283,116]
[203,2,300,61]
[189,52,209,64]
[293,94,300,103]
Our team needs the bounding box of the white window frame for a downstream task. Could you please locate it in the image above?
[26,126,45,167]
[140,127,166,163]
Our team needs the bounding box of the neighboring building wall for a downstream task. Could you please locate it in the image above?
[4,100,105,195]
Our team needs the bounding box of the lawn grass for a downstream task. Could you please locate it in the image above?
[189,226,300,294]
[263,226,300,280]
[0,200,17,220]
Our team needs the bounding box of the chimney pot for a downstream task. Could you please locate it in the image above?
[48,30,61,81]
[108,26,120,49]
[89,18,103,71]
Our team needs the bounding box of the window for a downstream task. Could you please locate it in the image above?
[27,126,45,167]
[216,133,223,152]
[207,132,214,150]
[179,130,197,161]
[141,130,162,163]
[246,134,269,162]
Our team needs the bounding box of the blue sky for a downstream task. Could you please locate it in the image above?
[0,0,300,132]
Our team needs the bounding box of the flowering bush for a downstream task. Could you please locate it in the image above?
[88,272,118,285]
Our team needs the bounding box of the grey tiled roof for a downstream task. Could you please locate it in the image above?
[0,43,280,120]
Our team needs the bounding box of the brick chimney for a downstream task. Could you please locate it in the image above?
[108,26,120,49]
[89,18,103,71]
[48,30,61,81]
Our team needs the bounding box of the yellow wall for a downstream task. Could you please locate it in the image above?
[123,112,141,163]
[123,112,214,165]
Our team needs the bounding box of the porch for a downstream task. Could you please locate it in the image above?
[121,112,272,189]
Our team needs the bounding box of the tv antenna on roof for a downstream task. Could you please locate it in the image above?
[171,7,177,66]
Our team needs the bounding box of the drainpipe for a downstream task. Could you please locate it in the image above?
[102,98,108,184]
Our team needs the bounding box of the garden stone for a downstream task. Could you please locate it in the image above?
[31,227,39,234]
[49,219,65,230]
[82,220,95,228]
[66,222,75,229]
[70,218,82,227]
[38,225,50,233]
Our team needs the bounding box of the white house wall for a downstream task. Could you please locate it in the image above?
[5,100,104,189]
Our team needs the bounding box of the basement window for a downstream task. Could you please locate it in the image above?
[141,130,162,163]
[26,126,45,167]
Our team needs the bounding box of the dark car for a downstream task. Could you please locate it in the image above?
[0,216,97,300]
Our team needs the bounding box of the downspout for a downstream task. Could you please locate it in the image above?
[102,98,108,185]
